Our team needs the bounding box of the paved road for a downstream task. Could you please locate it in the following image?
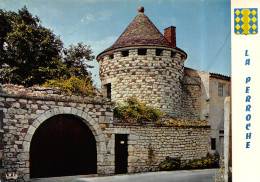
[31,168,220,182]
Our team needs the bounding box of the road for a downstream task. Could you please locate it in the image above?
[31,168,220,182]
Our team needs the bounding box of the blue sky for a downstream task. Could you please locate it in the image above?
[1,0,231,87]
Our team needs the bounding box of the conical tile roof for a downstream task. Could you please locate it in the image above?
[97,7,186,59]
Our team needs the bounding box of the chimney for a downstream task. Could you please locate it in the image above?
[164,26,176,47]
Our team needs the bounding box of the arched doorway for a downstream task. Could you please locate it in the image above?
[30,114,97,178]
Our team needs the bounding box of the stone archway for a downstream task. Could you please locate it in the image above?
[21,107,106,179]
[30,114,97,178]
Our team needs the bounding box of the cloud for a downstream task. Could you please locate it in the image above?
[81,9,114,24]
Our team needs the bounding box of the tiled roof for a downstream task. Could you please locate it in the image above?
[210,72,231,81]
[107,12,171,50]
[97,8,185,59]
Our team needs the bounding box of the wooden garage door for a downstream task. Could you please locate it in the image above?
[30,114,97,178]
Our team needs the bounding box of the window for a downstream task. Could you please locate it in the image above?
[156,49,163,56]
[0,110,3,130]
[110,54,114,59]
[219,130,224,134]
[211,138,216,150]
[138,49,147,55]
[218,83,225,97]
[171,51,176,58]
[122,50,129,57]
[105,83,111,99]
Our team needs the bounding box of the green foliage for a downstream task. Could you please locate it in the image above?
[159,157,181,171]
[186,153,219,169]
[42,76,96,97]
[0,7,95,88]
[114,98,164,123]
[61,43,95,80]
[159,153,219,171]
[0,6,63,86]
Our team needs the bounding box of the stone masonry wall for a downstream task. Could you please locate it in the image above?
[113,123,210,173]
[0,84,115,181]
[99,48,184,118]
[181,84,201,122]
[0,84,210,181]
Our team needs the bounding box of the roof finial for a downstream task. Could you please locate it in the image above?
[138,6,144,13]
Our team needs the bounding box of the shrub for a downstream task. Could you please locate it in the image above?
[114,98,164,123]
[159,153,219,171]
[159,157,181,171]
[186,153,219,169]
[42,76,96,96]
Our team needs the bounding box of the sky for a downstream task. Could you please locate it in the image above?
[1,0,231,88]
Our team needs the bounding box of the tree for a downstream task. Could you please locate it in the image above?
[0,7,95,93]
[0,7,63,86]
[61,43,95,79]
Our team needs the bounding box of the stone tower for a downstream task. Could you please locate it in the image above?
[97,7,187,118]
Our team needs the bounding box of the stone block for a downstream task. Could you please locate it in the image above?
[24,134,32,142]
[17,167,29,173]
[37,113,47,123]
[23,141,30,152]
[107,140,114,148]
[99,142,106,152]
[129,134,139,140]
[15,115,25,119]
[45,110,54,119]
[81,112,88,121]
[19,99,27,103]
[84,108,89,112]
[129,156,138,163]
[12,103,20,108]
[69,103,76,107]
[104,116,112,123]
[17,153,29,161]
[97,154,104,163]
[98,116,105,123]
[32,120,40,128]
[45,101,55,105]
[89,118,96,126]
[6,98,16,102]
[77,110,83,117]
[40,105,49,110]
[36,110,45,115]
[96,134,105,142]
[53,108,60,115]
[71,108,78,115]
[27,126,36,135]
[61,107,71,114]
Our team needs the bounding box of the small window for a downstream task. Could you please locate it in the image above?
[110,54,114,59]
[0,110,3,130]
[211,138,216,150]
[218,83,225,97]
[171,51,176,58]
[156,49,163,56]
[122,50,129,57]
[138,49,147,55]
[219,130,224,134]
[105,83,111,99]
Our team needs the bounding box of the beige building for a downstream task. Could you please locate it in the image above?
[184,68,230,155]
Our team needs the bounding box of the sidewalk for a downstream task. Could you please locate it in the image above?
[30,169,220,182]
